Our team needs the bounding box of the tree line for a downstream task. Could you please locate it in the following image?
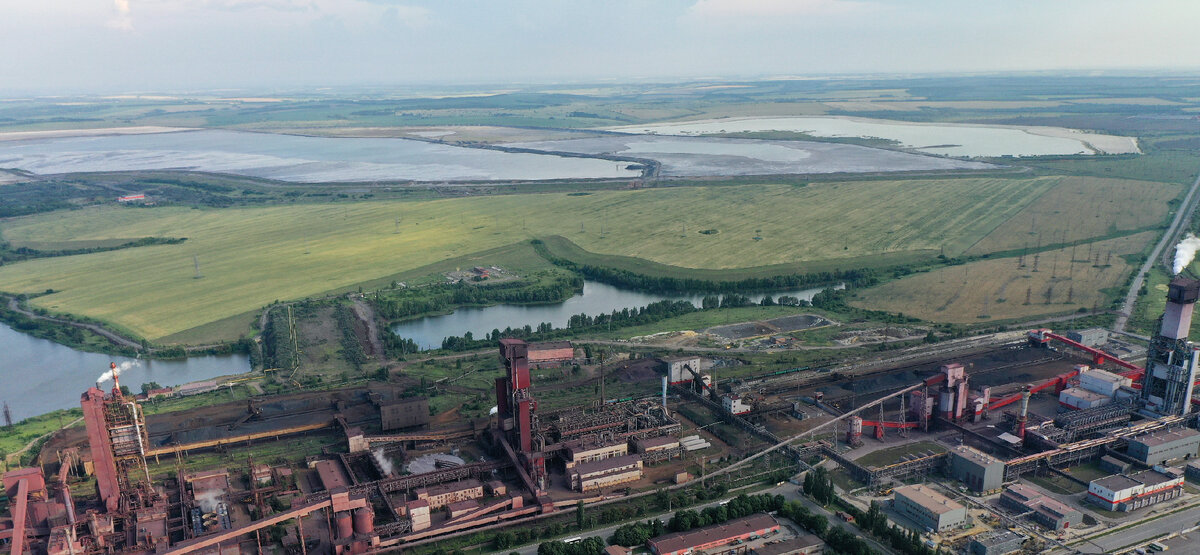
[372,272,583,321]
[532,239,879,293]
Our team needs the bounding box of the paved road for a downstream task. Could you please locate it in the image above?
[1071,503,1200,554]
[511,483,896,555]
[1114,168,1200,333]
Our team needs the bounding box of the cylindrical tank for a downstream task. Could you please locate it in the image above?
[335,511,354,539]
[353,507,374,534]
[351,540,368,554]
[938,389,954,419]
[848,416,863,435]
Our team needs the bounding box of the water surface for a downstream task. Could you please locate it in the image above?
[0,322,249,421]
[391,280,839,350]
[0,129,641,182]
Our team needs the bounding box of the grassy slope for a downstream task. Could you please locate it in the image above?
[0,177,1072,340]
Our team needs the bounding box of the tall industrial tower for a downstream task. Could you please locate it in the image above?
[1141,277,1200,416]
[495,339,546,490]
[81,367,152,513]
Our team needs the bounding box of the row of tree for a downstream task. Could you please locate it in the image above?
[373,272,583,321]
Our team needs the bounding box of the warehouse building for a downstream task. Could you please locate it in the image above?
[648,513,780,555]
[1126,427,1200,465]
[1186,461,1200,482]
[633,435,680,454]
[1087,468,1184,512]
[1067,328,1110,347]
[380,396,430,431]
[1058,387,1110,410]
[999,484,1081,530]
[892,485,966,532]
[947,445,1005,493]
[968,529,1025,555]
[414,479,484,509]
[1078,367,1132,396]
[528,341,575,368]
[570,454,643,492]
[751,533,825,555]
[564,440,628,470]
[1098,455,1132,474]
[723,395,752,415]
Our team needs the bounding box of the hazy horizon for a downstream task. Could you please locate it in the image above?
[4,0,1200,95]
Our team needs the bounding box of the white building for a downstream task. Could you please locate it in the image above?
[722,395,751,415]
[1087,468,1184,512]
[1059,387,1110,410]
[1078,366,1132,396]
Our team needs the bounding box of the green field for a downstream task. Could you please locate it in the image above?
[0,176,1174,342]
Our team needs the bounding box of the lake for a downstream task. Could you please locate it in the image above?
[0,129,641,183]
[0,322,249,421]
[391,280,840,350]
[507,135,991,176]
[608,116,1141,157]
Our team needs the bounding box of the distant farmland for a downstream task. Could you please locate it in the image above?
[854,232,1155,322]
[0,176,1172,341]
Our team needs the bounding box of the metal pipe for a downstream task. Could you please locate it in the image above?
[128,402,151,484]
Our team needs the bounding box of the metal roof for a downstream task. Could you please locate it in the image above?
[894,484,964,515]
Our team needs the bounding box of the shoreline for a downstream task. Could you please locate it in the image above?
[0,125,196,142]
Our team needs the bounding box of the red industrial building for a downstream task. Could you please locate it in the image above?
[648,513,781,555]
[527,341,575,368]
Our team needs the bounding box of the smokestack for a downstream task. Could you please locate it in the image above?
[1016,384,1032,439]
[1173,233,1200,274]
[1161,277,1200,340]
[662,376,668,411]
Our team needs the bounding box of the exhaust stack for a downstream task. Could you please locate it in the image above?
[1015,384,1032,439]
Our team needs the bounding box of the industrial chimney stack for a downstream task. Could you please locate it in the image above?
[1141,277,1200,416]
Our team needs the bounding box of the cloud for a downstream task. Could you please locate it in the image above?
[686,0,871,20]
[109,0,134,31]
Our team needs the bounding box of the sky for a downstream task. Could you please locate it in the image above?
[2,0,1200,94]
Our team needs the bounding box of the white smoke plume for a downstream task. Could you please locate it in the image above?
[372,448,394,476]
[97,361,139,385]
[194,489,222,513]
[109,0,133,32]
[1173,233,1200,274]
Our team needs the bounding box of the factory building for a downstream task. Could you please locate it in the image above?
[1067,328,1110,347]
[570,454,643,492]
[633,435,681,454]
[892,485,966,532]
[380,397,430,431]
[564,440,629,470]
[1059,365,1133,409]
[947,445,1005,493]
[663,355,703,384]
[648,513,780,555]
[413,479,484,509]
[1058,387,1111,410]
[750,533,825,555]
[1126,427,1200,465]
[1186,461,1200,482]
[527,341,575,367]
[999,484,1081,530]
[723,395,752,415]
[1088,468,1184,512]
[1141,277,1200,417]
[968,529,1025,555]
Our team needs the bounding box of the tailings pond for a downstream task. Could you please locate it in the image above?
[391,280,841,350]
[0,129,641,182]
[0,322,249,420]
[507,135,993,176]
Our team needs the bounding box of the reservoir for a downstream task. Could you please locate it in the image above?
[0,322,249,421]
[0,129,641,183]
[391,280,840,350]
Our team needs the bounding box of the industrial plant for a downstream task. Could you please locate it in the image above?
[6,277,1200,554]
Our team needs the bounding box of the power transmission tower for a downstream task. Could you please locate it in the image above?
[2,402,10,428]
[193,255,203,279]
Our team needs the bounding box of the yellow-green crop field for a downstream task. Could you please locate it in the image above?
[854,232,1155,322]
[0,176,1171,341]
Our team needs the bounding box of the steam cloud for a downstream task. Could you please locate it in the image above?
[372,448,394,476]
[97,361,139,385]
[194,489,222,513]
[1173,233,1200,274]
[109,0,133,31]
